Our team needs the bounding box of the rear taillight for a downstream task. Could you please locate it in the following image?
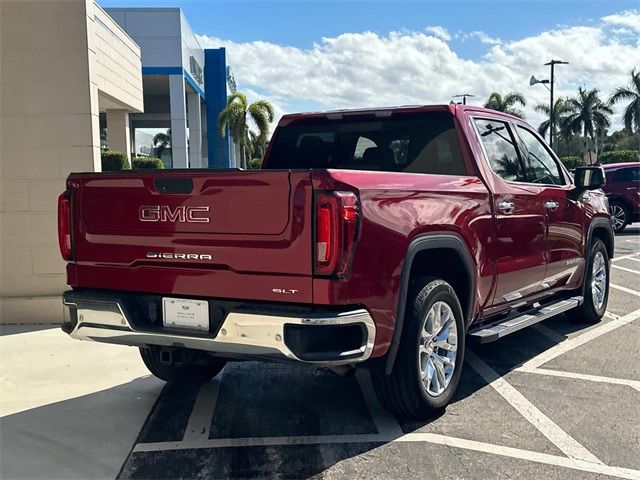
[315,191,359,277]
[57,192,72,261]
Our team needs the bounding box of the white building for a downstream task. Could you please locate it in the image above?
[106,8,207,168]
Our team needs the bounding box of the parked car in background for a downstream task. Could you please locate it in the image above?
[602,162,640,232]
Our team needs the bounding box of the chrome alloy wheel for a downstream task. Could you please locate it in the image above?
[419,301,458,397]
[591,251,607,310]
[609,204,626,231]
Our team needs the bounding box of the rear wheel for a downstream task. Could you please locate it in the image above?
[567,239,610,324]
[371,278,465,420]
[139,346,226,383]
[609,201,629,233]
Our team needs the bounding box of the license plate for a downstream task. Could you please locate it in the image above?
[162,298,209,331]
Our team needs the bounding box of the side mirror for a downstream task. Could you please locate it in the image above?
[570,166,605,200]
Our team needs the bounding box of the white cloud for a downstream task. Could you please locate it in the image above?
[602,9,640,30]
[425,25,451,41]
[197,10,640,132]
[456,30,502,45]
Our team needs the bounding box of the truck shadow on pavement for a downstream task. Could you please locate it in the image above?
[1,376,163,480]
[117,313,595,479]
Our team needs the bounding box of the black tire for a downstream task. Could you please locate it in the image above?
[567,239,610,324]
[371,278,466,420]
[139,346,226,383]
[609,201,629,233]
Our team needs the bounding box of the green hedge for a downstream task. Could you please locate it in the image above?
[101,151,130,171]
[560,156,583,170]
[597,150,639,164]
[560,151,639,170]
[132,157,164,169]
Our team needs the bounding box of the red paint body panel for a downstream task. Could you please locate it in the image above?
[62,104,611,359]
[67,171,315,303]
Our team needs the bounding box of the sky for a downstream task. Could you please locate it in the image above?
[104,0,640,132]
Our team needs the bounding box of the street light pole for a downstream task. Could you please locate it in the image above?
[544,60,569,151]
[453,94,475,105]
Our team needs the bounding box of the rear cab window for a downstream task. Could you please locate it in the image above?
[265,112,468,175]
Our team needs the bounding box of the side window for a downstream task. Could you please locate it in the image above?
[474,119,526,182]
[614,167,640,182]
[517,127,564,185]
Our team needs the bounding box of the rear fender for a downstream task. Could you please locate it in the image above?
[384,233,476,375]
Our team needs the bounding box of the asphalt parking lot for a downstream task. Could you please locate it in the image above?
[2,228,639,480]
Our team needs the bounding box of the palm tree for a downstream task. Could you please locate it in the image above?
[563,88,613,163]
[153,129,171,158]
[609,68,640,152]
[483,91,527,118]
[217,92,275,168]
[248,130,267,162]
[535,98,570,149]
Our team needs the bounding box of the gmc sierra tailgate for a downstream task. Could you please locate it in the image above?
[66,170,314,303]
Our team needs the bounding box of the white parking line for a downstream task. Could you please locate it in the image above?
[612,253,640,263]
[355,369,404,437]
[465,350,602,464]
[611,283,640,297]
[612,264,640,275]
[520,307,640,370]
[517,367,640,393]
[132,432,640,480]
[182,371,224,441]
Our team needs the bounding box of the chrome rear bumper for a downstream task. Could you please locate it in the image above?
[62,290,376,366]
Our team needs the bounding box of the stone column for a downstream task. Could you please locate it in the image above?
[106,109,131,160]
[169,75,188,168]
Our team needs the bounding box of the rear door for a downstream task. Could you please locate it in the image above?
[472,118,547,307]
[514,125,585,292]
[69,170,314,303]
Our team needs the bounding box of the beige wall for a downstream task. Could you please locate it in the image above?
[0,0,143,324]
[90,3,143,113]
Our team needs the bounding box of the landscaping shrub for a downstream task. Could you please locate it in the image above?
[132,157,164,169]
[559,156,583,170]
[101,151,130,171]
[597,150,639,165]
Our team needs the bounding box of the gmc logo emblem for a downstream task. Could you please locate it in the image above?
[139,205,210,223]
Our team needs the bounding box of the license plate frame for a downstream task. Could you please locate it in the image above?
[162,297,209,331]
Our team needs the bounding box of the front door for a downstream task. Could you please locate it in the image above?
[472,118,547,308]
[514,125,585,292]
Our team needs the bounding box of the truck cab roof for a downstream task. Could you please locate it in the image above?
[278,104,523,126]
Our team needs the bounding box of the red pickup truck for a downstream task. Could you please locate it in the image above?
[59,104,613,419]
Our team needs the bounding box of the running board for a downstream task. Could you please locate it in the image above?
[468,296,583,344]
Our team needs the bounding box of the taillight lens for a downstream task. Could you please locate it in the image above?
[57,192,72,261]
[315,191,359,277]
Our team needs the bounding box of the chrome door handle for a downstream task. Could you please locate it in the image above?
[498,201,515,213]
[545,201,559,211]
